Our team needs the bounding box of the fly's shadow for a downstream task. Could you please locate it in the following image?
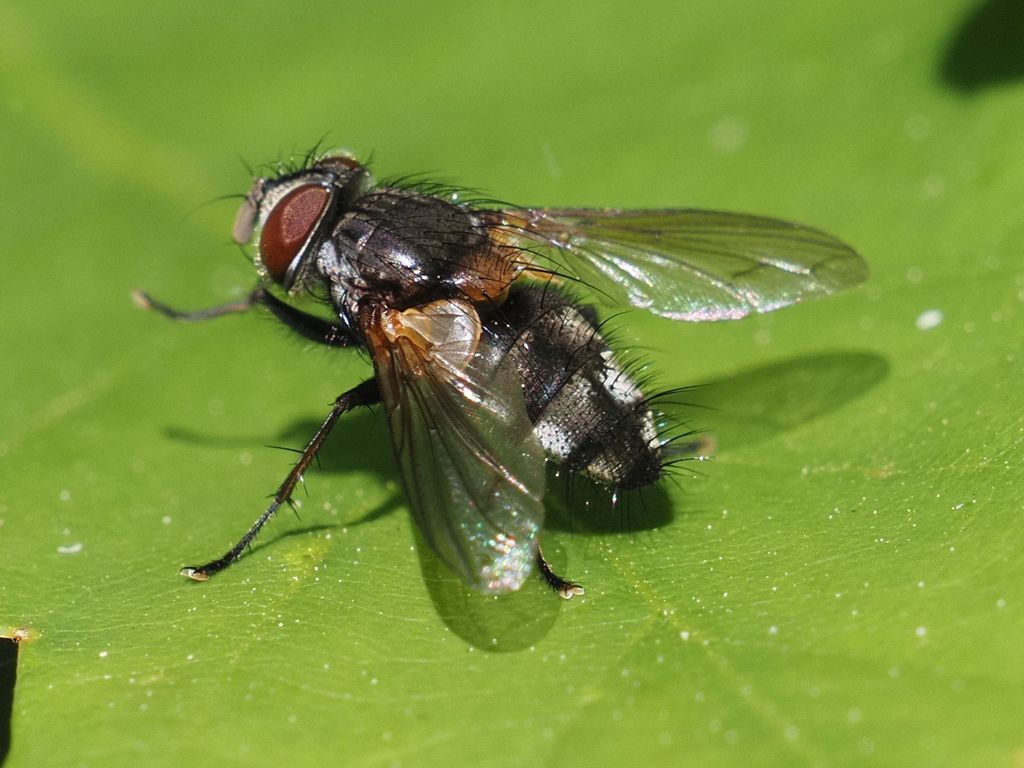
[414,527,566,651]
[680,350,889,453]
[165,404,400,535]
[158,348,885,648]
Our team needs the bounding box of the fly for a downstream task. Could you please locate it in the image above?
[135,150,867,598]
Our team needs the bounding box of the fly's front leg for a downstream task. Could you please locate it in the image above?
[181,378,380,580]
[132,287,258,321]
[134,286,355,347]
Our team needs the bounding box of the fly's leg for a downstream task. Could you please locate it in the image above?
[181,378,380,580]
[136,284,367,577]
[132,289,256,322]
[536,545,584,599]
[134,286,355,347]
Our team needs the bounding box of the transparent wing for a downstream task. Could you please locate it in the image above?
[363,299,545,594]
[485,208,867,321]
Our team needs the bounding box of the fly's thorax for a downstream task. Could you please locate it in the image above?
[486,285,663,489]
[329,190,516,309]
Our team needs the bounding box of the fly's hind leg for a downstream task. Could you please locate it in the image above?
[181,378,380,580]
[536,545,584,599]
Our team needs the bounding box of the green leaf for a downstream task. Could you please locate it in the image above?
[2,1,1023,766]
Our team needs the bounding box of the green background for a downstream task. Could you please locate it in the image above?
[2,1,1023,765]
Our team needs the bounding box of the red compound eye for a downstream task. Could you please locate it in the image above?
[259,184,330,284]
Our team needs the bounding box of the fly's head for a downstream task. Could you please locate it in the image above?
[232,152,371,294]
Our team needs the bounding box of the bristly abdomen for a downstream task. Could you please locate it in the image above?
[484,284,663,489]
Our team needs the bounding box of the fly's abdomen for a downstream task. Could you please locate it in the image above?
[486,285,663,489]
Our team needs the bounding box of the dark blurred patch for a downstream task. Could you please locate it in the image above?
[0,637,16,765]
[680,351,889,453]
[940,0,1024,91]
